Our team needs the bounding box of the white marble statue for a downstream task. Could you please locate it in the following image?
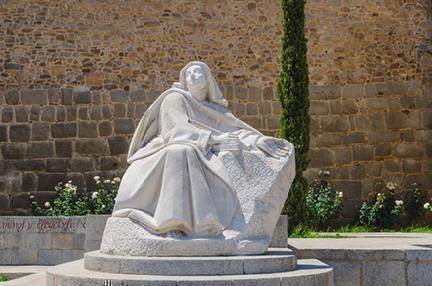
[101,61,295,256]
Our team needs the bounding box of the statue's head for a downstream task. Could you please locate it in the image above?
[185,64,208,101]
[173,61,228,107]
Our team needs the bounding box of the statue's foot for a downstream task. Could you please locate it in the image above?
[164,230,186,238]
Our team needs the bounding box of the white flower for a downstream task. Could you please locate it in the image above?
[104,179,111,184]
[386,182,397,191]
[101,204,106,209]
[67,180,72,184]
[424,203,430,210]
[93,176,100,181]
[338,192,343,198]
[29,195,34,199]
[395,200,403,206]
[65,183,72,188]
[113,177,121,183]
[91,192,99,199]
[44,202,51,208]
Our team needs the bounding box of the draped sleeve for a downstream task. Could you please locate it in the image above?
[159,92,213,154]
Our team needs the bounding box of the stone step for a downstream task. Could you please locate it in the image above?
[84,248,297,275]
[47,259,333,286]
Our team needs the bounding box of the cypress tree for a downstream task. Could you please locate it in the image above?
[277,0,310,227]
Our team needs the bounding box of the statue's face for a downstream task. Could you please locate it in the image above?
[185,65,208,101]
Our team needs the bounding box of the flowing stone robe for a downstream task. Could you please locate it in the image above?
[113,87,266,236]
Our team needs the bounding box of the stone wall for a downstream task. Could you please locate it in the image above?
[304,0,432,220]
[0,0,431,220]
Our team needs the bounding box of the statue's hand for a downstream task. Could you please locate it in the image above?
[211,133,239,145]
[257,136,291,159]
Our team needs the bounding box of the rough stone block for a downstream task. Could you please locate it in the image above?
[365,161,383,177]
[108,136,129,155]
[375,143,392,157]
[56,106,66,121]
[52,233,74,250]
[321,116,350,132]
[41,106,56,122]
[0,124,7,141]
[38,249,64,265]
[73,233,86,250]
[325,260,360,286]
[309,148,334,167]
[46,159,68,172]
[334,147,352,165]
[0,193,10,210]
[15,106,29,122]
[1,143,26,159]
[363,261,405,286]
[0,232,25,248]
[114,118,135,134]
[27,142,54,159]
[383,160,401,173]
[100,156,121,170]
[55,139,73,157]
[73,88,92,104]
[60,88,73,105]
[98,121,112,136]
[386,111,407,129]
[353,145,374,161]
[341,84,364,98]
[89,106,103,120]
[130,89,145,102]
[25,233,52,249]
[405,174,432,188]
[407,261,432,286]
[402,159,422,173]
[48,88,60,105]
[310,101,330,115]
[5,90,20,105]
[11,249,38,264]
[394,143,424,158]
[78,121,98,138]
[1,106,13,122]
[9,124,31,142]
[37,173,66,192]
[69,158,95,172]
[66,106,77,121]
[31,122,50,141]
[13,159,45,171]
[21,89,48,105]
[76,139,109,155]
[110,90,128,103]
[51,123,77,138]
[30,105,42,120]
[310,85,341,100]
[113,103,127,117]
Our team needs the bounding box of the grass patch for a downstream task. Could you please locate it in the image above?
[0,274,9,282]
[289,224,432,238]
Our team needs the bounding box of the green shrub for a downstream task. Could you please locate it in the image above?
[358,182,403,229]
[28,176,120,216]
[87,176,120,215]
[305,170,343,228]
[0,274,9,282]
[278,0,310,227]
[404,183,426,223]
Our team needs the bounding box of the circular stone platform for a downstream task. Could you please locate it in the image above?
[47,258,333,286]
[84,248,297,275]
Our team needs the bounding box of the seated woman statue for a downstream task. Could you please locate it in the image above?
[112,61,291,237]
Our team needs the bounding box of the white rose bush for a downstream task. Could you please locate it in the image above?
[28,176,121,216]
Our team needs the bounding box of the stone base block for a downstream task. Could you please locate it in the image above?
[47,259,333,286]
[84,248,297,275]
